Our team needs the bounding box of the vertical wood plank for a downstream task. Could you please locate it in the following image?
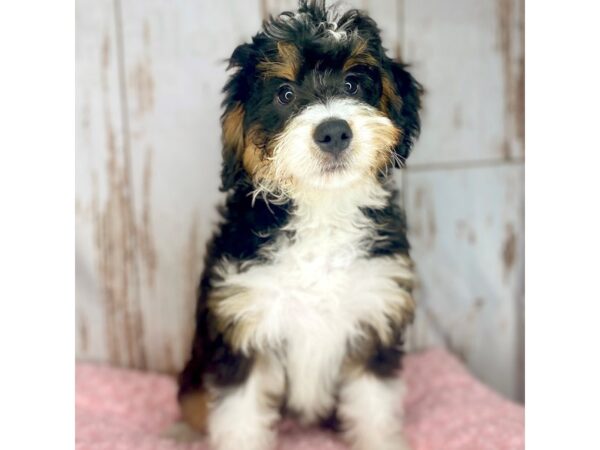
[401,0,524,401]
[404,165,524,400]
[115,0,264,372]
[402,0,524,166]
[76,0,147,369]
[76,0,264,373]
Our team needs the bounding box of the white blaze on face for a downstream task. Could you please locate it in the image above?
[268,98,400,193]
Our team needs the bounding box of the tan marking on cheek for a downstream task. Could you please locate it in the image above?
[358,110,402,170]
[242,127,264,176]
[257,42,301,81]
[343,39,378,71]
[376,123,402,167]
[242,143,263,177]
[242,127,279,184]
[222,103,245,156]
[362,75,404,169]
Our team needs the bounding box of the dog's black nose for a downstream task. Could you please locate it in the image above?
[313,119,353,155]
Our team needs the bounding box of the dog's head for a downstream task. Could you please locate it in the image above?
[220,0,422,198]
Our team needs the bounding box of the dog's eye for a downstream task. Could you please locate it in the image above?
[277,85,295,105]
[344,76,359,95]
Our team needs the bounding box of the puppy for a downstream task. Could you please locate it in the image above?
[178,1,422,449]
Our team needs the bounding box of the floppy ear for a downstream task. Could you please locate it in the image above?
[381,60,423,166]
[219,43,255,191]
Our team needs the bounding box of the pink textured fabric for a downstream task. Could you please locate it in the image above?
[76,349,523,450]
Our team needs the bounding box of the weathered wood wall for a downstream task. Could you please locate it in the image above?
[76,0,524,401]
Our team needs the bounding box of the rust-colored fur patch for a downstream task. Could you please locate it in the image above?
[379,73,401,115]
[242,142,263,177]
[180,389,211,433]
[343,39,378,72]
[242,127,268,176]
[221,105,279,192]
[222,103,245,156]
[257,42,301,80]
[360,108,402,171]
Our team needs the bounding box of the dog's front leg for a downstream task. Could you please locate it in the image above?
[208,357,282,450]
[338,373,411,450]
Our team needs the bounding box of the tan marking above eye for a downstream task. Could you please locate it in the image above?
[257,42,301,81]
[343,39,378,71]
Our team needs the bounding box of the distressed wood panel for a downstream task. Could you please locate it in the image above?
[76,0,263,372]
[404,165,524,400]
[118,0,264,373]
[76,0,145,367]
[403,0,524,166]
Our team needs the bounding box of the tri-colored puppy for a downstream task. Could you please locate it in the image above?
[178,1,422,449]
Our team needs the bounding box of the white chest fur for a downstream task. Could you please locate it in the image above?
[212,183,413,422]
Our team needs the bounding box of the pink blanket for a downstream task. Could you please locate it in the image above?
[76,349,523,450]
